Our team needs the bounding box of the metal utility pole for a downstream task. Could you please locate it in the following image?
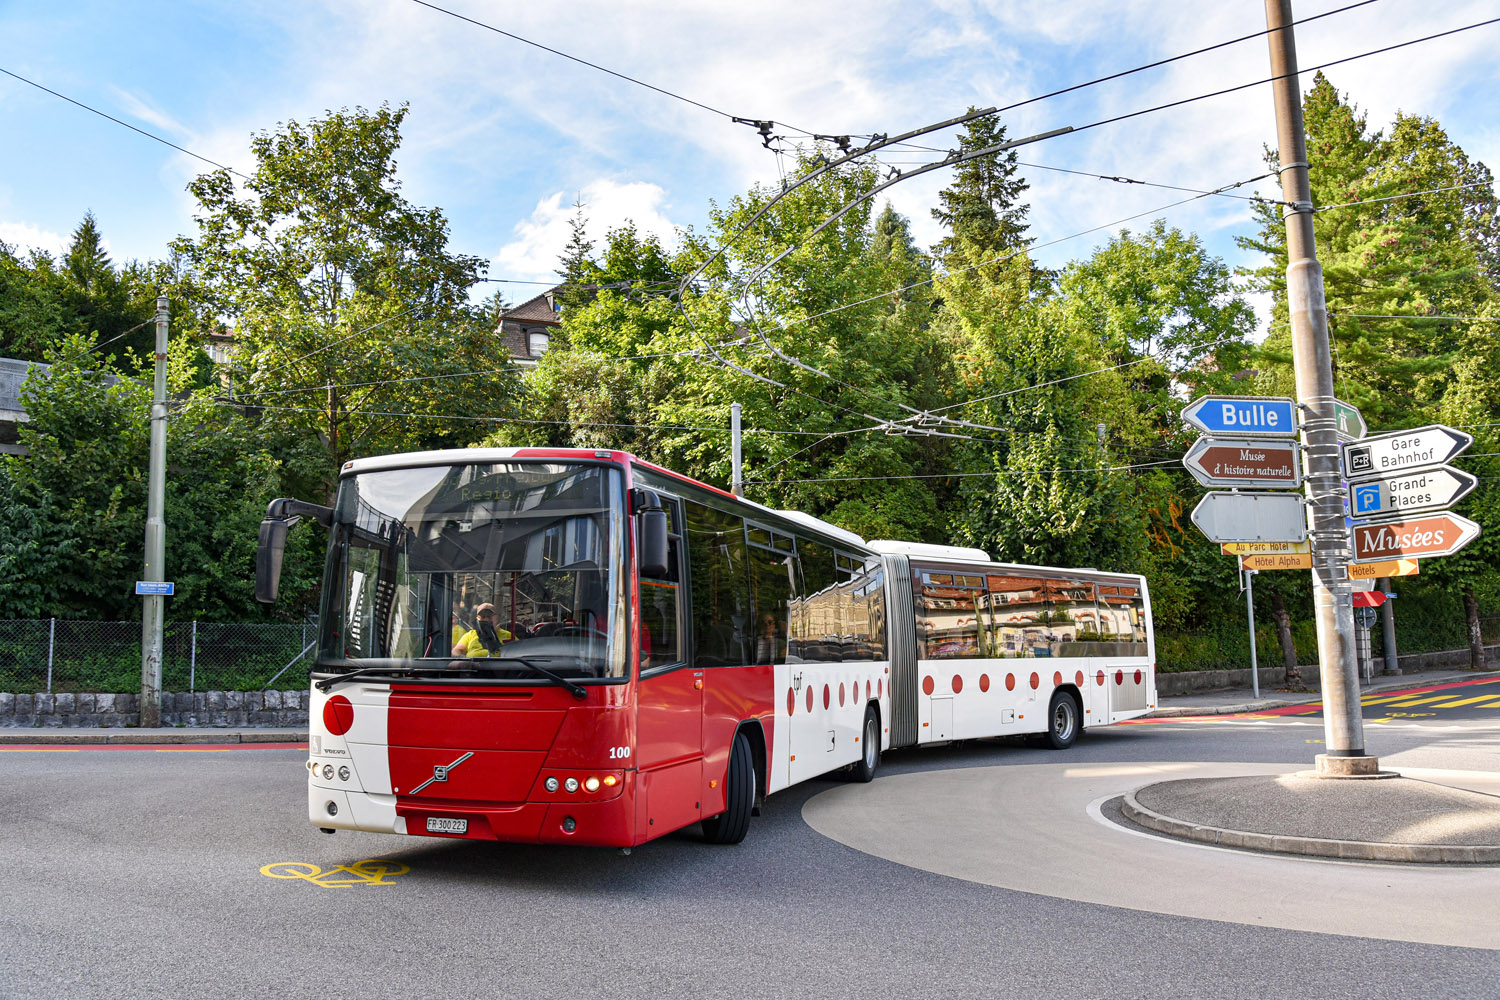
[139,296,169,728]
[1378,576,1400,675]
[1243,569,1261,699]
[1265,0,1369,772]
[730,402,744,497]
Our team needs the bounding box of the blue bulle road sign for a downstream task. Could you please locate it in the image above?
[135,581,175,596]
[1182,396,1298,438]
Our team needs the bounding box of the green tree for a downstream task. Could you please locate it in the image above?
[172,104,520,491]
[931,109,1032,265]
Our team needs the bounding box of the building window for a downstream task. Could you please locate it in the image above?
[528,331,550,357]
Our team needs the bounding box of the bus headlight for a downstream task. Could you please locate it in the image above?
[564,777,579,793]
[545,777,559,792]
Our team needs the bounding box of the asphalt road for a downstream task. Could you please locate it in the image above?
[3,689,1498,1000]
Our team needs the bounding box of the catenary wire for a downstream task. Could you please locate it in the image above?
[744,458,1181,488]
[0,66,248,178]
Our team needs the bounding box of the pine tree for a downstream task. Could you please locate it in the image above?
[555,198,599,311]
[930,109,1032,265]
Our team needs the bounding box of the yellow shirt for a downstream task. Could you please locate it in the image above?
[455,626,512,657]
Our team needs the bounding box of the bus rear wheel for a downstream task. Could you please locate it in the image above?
[850,706,879,783]
[702,731,754,844]
[1044,691,1080,750]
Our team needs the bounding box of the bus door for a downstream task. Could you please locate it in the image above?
[634,496,702,838]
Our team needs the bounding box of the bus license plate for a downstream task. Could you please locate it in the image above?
[426,817,467,834]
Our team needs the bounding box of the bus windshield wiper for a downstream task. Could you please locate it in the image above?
[492,656,588,700]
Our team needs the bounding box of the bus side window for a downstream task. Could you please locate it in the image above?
[684,499,752,667]
[640,500,683,670]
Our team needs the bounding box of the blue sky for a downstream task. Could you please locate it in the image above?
[2,0,1496,328]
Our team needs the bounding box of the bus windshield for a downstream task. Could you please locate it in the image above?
[320,461,627,682]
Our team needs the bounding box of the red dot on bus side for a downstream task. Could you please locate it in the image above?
[877,678,882,698]
[922,675,935,695]
[1053,671,1062,688]
[952,675,963,694]
[1115,670,1124,686]
[979,674,990,693]
[1075,671,1085,688]
[839,682,846,707]
[787,688,795,716]
[1096,670,1105,686]
[866,680,872,700]
[1030,672,1040,691]
[823,684,831,710]
[323,695,354,736]
[807,686,814,711]
[1006,673,1016,691]
[1134,669,1143,685]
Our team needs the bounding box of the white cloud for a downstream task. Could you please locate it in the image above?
[0,220,68,258]
[493,178,681,282]
[110,86,193,138]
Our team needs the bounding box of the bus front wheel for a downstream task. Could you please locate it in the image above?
[702,731,754,845]
[1044,691,1080,750]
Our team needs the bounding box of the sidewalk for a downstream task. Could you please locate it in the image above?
[1151,665,1499,718]
[0,665,1494,745]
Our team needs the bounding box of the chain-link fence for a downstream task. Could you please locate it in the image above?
[0,619,316,694]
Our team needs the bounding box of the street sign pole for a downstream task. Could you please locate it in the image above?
[1244,569,1260,699]
[1266,0,1368,773]
[140,296,169,729]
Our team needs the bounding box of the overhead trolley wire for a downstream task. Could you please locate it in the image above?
[0,66,248,178]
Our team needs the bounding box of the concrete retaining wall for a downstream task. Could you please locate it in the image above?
[1156,644,1499,696]
[0,690,309,729]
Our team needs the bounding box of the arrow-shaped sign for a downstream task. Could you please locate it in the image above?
[1333,398,1367,442]
[1182,436,1301,488]
[1342,424,1472,481]
[1350,512,1481,563]
[1348,465,1477,519]
[1182,395,1298,438]
[1190,492,1308,544]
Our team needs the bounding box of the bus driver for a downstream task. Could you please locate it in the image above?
[452,603,511,657]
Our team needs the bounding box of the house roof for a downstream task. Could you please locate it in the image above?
[499,290,561,326]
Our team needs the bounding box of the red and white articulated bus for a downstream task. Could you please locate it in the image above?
[256,448,1155,848]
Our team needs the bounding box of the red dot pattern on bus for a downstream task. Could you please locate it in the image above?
[323,695,354,736]
[839,682,845,707]
[1075,671,1085,688]
[866,680,872,701]
[1096,670,1105,686]
[922,676,934,695]
[877,678,882,698]
[1029,672,1040,691]
[979,674,990,692]
[952,675,963,694]
[1053,671,1062,688]
[1006,673,1016,691]
[823,684,830,710]
[787,688,795,716]
[1134,669,1143,685]
[1115,670,1124,685]
[807,686,814,711]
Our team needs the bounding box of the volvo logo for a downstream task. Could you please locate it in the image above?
[409,752,474,794]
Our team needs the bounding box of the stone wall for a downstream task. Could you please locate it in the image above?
[1156,644,1500,696]
[0,690,309,728]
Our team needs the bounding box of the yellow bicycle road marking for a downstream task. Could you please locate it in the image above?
[260,859,410,888]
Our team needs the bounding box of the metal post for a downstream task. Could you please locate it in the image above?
[1265,0,1367,769]
[139,296,169,728]
[1244,569,1261,699]
[1378,577,1400,675]
[189,620,198,693]
[46,617,55,694]
[730,402,744,497]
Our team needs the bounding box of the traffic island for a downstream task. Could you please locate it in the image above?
[1121,772,1500,863]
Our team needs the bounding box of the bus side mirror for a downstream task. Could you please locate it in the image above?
[256,518,292,603]
[638,508,669,579]
[255,498,333,604]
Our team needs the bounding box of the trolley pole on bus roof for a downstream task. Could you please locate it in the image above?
[730,402,744,497]
[139,296,169,728]
[1265,0,1369,773]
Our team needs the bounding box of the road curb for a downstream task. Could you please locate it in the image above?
[1120,788,1500,864]
[0,730,307,745]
